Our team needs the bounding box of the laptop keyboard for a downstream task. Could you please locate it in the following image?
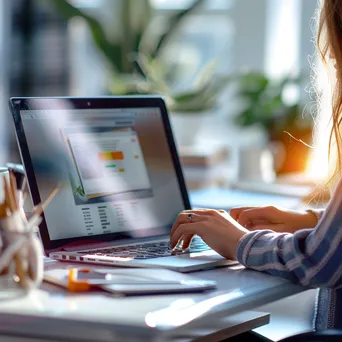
[77,238,211,260]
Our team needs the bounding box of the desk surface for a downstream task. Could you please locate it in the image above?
[0,259,306,341]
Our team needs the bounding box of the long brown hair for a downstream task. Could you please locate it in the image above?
[318,0,342,188]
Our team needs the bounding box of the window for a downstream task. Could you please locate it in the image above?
[70,0,105,8]
[152,0,234,11]
[152,0,236,88]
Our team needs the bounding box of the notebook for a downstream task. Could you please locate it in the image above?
[44,268,217,295]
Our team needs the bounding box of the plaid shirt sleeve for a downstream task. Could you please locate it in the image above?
[236,181,342,288]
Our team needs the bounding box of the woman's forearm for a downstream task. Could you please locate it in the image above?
[236,184,341,288]
[283,208,325,234]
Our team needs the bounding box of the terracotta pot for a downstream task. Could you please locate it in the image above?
[269,127,313,174]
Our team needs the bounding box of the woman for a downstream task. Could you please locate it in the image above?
[170,0,342,334]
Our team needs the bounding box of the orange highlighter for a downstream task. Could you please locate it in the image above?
[67,268,111,292]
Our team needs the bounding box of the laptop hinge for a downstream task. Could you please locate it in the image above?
[60,236,167,253]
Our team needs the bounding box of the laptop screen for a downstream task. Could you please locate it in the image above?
[18,101,188,244]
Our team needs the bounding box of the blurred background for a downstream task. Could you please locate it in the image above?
[0,0,326,194]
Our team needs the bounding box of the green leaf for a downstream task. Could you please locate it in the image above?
[193,59,219,88]
[75,186,85,197]
[135,54,171,93]
[151,0,206,58]
[233,70,308,133]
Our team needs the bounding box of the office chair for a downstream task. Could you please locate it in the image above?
[228,330,342,342]
[279,330,342,342]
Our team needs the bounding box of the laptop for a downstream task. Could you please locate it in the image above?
[9,96,237,272]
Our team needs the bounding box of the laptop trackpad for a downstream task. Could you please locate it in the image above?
[142,250,232,268]
[175,250,225,260]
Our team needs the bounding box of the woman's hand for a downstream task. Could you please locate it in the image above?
[229,206,318,233]
[170,209,248,260]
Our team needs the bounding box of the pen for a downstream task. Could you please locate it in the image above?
[3,174,26,285]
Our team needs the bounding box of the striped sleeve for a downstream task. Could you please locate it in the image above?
[236,180,342,288]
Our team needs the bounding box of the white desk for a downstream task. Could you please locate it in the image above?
[0,259,308,341]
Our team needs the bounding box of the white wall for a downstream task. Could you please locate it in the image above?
[265,0,302,78]
[68,18,107,96]
[230,0,268,71]
[68,0,123,96]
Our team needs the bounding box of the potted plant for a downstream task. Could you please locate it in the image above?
[233,71,314,174]
[121,55,231,146]
[49,0,230,146]
[49,0,205,76]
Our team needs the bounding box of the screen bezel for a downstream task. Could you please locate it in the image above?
[9,96,191,252]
